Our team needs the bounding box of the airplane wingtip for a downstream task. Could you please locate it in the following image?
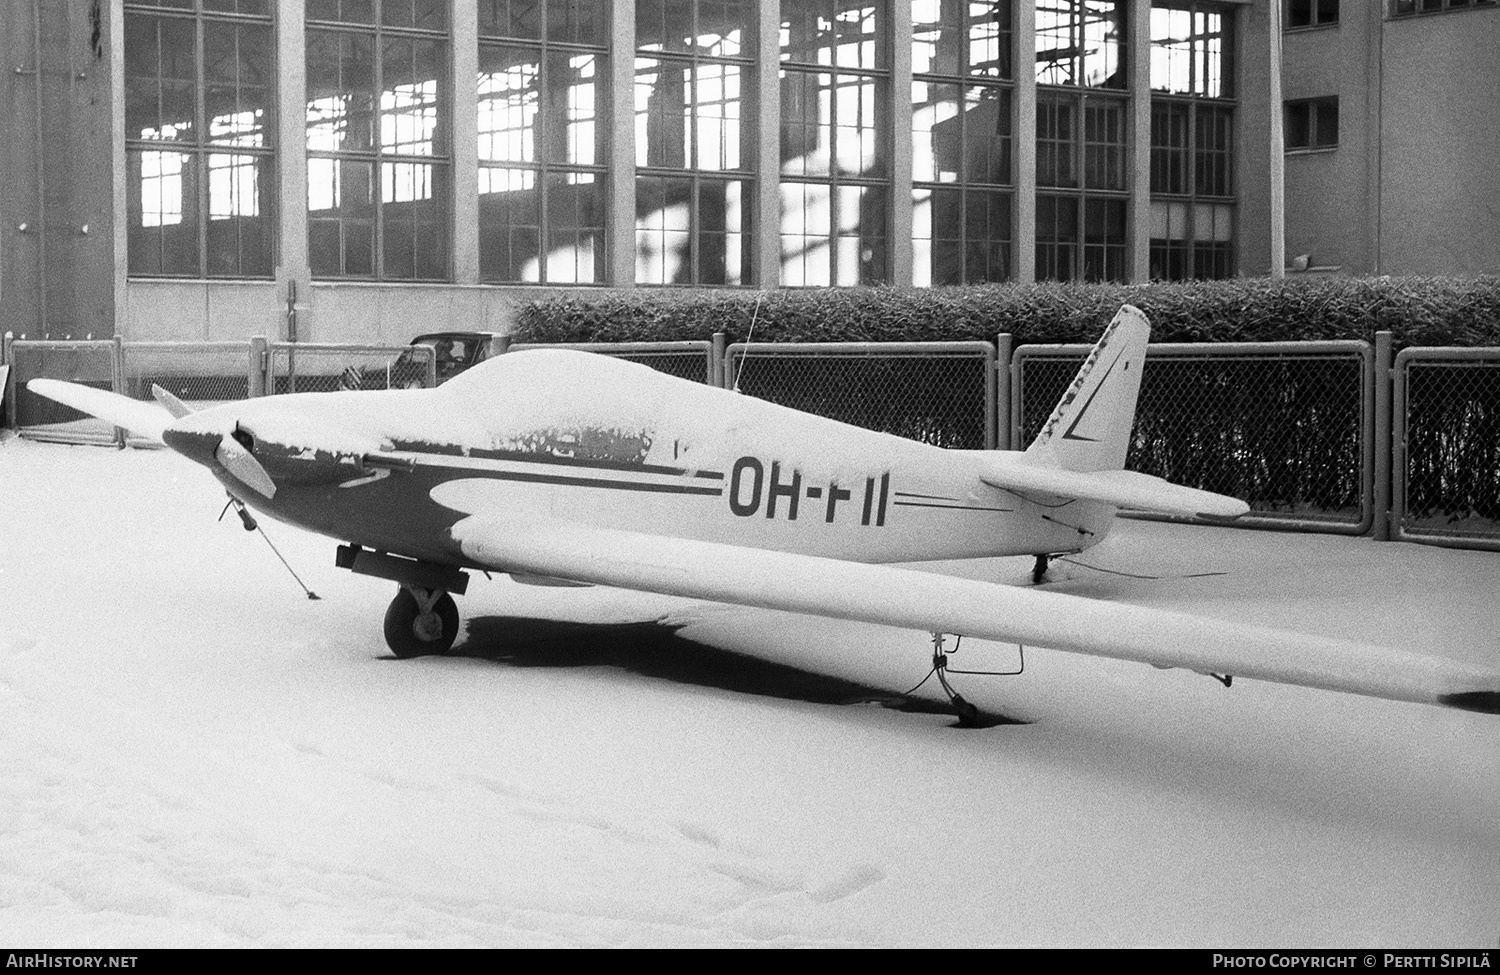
[1437,690,1500,715]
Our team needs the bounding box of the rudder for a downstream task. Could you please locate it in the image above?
[1025,305,1150,472]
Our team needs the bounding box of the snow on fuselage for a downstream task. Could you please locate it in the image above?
[170,349,1111,567]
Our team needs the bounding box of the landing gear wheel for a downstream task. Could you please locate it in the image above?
[384,586,460,657]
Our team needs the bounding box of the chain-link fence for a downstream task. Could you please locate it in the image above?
[508,340,718,385]
[121,342,260,407]
[266,342,437,394]
[1013,341,1373,532]
[3,337,123,444]
[724,342,997,449]
[1393,348,1500,550]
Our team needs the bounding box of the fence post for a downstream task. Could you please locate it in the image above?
[711,331,726,387]
[994,332,1012,450]
[2,332,13,429]
[1372,329,1393,541]
[249,336,268,397]
[111,336,127,446]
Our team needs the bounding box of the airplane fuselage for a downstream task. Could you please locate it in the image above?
[171,350,1114,570]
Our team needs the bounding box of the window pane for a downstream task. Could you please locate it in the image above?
[781,1,887,71]
[308,158,375,277]
[478,0,540,38]
[1035,193,1078,281]
[307,0,375,25]
[207,152,274,276]
[478,45,540,164]
[478,166,541,282]
[126,15,197,142]
[1083,98,1124,190]
[204,21,274,149]
[127,149,200,275]
[543,172,604,284]
[698,178,748,285]
[1036,94,1075,188]
[1037,1,1123,88]
[636,174,693,284]
[306,31,377,153]
[382,162,448,279]
[381,37,446,156]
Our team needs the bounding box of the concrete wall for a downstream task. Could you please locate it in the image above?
[1279,2,1378,275]
[119,280,532,344]
[1378,8,1500,275]
[1,0,116,339]
[1235,0,1279,277]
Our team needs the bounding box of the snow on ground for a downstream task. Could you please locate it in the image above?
[0,433,1495,947]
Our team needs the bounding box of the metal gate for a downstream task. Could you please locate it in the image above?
[1392,347,1500,550]
[3,337,123,445]
[1013,340,1374,532]
[722,341,998,449]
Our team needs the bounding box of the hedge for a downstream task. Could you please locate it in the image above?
[513,276,1500,349]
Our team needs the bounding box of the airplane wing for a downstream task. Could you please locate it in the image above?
[980,458,1251,519]
[451,515,1498,715]
[27,378,174,445]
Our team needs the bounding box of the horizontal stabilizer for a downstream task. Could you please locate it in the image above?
[151,384,195,418]
[980,460,1250,519]
[451,514,1499,714]
[27,379,173,445]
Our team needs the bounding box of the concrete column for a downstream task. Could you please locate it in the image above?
[752,1,781,289]
[888,9,913,285]
[276,3,309,337]
[1268,0,1285,278]
[450,3,479,284]
[607,0,635,286]
[1364,2,1382,275]
[1013,0,1036,284]
[1127,0,1152,283]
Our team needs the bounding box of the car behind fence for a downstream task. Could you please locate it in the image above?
[3,331,1496,549]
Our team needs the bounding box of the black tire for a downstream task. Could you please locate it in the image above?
[383,588,460,658]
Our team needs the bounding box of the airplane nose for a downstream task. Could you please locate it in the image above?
[162,423,279,499]
[161,426,221,469]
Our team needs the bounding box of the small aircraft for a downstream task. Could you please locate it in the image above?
[28,306,1500,719]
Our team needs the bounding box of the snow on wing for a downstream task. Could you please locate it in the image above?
[450,514,1499,714]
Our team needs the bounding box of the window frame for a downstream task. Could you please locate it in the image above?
[777,1,893,287]
[476,8,612,286]
[305,0,453,282]
[1148,1,1238,282]
[124,0,277,279]
[910,0,1015,286]
[633,2,757,287]
[1285,0,1340,30]
[1284,96,1339,151]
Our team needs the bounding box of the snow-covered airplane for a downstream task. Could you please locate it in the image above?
[28,306,1500,718]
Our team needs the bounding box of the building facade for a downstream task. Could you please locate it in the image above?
[1281,0,1500,276]
[0,2,1490,345]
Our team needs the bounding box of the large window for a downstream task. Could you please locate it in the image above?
[911,1,1013,285]
[1149,2,1235,280]
[635,1,755,285]
[306,0,450,280]
[778,1,890,286]
[125,0,275,278]
[477,1,608,284]
[1035,1,1126,282]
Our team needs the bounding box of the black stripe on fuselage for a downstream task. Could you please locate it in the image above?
[892,500,1014,513]
[393,447,726,497]
[390,441,725,481]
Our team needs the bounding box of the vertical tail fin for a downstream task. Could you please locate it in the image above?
[1025,305,1150,472]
